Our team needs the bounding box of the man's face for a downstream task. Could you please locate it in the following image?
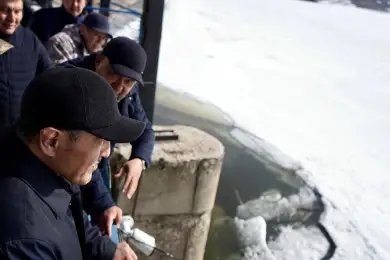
[40,129,110,185]
[0,0,22,35]
[63,0,86,17]
[95,55,137,101]
[81,25,108,53]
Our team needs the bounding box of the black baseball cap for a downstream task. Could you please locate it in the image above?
[102,36,147,85]
[83,12,112,38]
[19,66,145,143]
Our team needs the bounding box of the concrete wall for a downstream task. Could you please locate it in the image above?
[111,125,225,260]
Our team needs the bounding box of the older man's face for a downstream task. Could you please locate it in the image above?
[0,0,22,35]
[95,55,137,101]
[41,129,111,185]
[80,25,108,53]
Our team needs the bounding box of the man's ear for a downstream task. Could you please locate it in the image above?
[39,127,62,157]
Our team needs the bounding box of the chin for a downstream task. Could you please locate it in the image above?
[3,27,16,35]
[71,10,81,17]
[81,174,93,185]
[74,172,93,185]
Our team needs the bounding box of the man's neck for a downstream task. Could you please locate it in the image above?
[15,129,50,169]
[61,5,83,20]
[0,26,19,41]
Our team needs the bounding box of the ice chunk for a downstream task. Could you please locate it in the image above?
[268,225,328,260]
[234,216,277,260]
[237,187,319,222]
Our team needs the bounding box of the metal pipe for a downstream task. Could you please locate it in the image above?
[138,0,165,123]
[118,216,181,259]
[84,6,142,16]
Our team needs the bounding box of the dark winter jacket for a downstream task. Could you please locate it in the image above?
[0,26,52,128]
[0,128,116,260]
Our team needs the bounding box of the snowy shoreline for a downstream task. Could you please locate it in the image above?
[113,0,390,258]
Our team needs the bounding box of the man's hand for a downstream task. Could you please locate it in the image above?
[113,242,138,260]
[94,206,123,237]
[114,159,143,199]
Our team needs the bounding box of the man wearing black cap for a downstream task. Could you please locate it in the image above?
[68,36,155,236]
[0,66,141,259]
[47,12,111,65]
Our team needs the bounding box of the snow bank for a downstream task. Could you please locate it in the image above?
[112,18,140,40]
[112,0,390,258]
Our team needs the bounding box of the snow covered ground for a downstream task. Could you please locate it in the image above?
[154,0,390,259]
[114,0,390,258]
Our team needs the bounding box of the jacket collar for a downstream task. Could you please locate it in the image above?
[3,26,24,47]
[10,129,77,217]
[82,52,98,70]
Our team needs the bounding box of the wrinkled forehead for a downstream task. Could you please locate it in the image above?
[86,27,108,38]
[0,0,23,9]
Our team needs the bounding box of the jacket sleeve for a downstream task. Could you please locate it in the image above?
[36,37,53,75]
[80,168,116,216]
[0,239,59,259]
[46,33,77,65]
[128,90,155,167]
[63,56,85,67]
[82,211,117,260]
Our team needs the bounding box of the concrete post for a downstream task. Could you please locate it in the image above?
[111,125,225,260]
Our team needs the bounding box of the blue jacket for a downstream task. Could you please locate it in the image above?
[69,54,155,212]
[0,26,52,128]
[28,6,85,45]
[0,128,116,260]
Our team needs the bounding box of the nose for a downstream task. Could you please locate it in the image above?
[98,34,107,41]
[72,0,79,9]
[113,78,126,96]
[101,140,111,158]
[97,35,108,48]
[115,78,135,98]
[6,10,16,23]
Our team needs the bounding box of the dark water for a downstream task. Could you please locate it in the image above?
[152,87,312,259]
[154,103,301,216]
